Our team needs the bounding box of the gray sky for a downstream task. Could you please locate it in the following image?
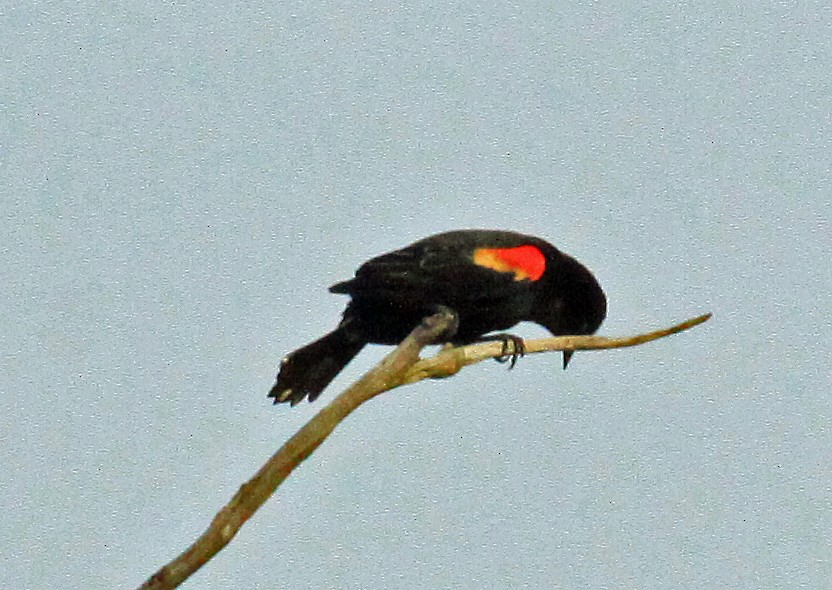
[3,2,830,588]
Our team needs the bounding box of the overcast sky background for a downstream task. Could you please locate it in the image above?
[2,2,830,588]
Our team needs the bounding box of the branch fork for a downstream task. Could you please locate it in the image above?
[139,312,712,589]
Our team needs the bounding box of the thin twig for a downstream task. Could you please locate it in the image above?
[402,312,713,382]
[137,311,711,589]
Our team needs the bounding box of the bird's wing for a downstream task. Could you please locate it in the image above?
[329,239,526,302]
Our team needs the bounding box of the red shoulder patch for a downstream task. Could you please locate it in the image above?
[472,245,546,281]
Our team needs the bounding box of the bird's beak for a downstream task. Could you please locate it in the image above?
[563,350,573,369]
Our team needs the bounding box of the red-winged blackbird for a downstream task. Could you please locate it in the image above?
[269,229,606,406]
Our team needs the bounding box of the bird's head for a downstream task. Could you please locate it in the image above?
[533,250,607,368]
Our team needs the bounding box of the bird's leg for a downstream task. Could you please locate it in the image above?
[478,333,526,369]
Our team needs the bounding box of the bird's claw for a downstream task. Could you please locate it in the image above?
[492,333,526,369]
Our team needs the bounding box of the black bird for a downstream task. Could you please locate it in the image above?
[269,229,606,405]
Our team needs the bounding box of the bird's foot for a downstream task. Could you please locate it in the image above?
[480,333,526,369]
[423,305,460,343]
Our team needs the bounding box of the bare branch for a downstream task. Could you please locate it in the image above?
[403,312,713,382]
[137,311,710,589]
[138,309,456,590]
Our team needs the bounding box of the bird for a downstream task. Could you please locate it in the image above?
[268,229,606,406]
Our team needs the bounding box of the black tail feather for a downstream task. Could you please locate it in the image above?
[268,325,365,406]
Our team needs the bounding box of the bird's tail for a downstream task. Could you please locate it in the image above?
[268,324,365,406]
